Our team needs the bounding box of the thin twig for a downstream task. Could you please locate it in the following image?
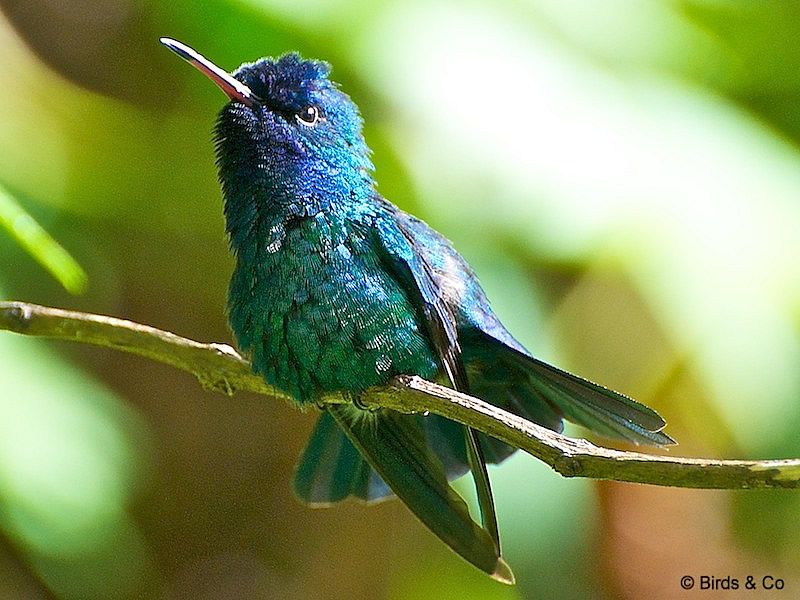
[2,300,799,490]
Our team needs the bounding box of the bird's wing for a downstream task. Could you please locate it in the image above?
[369,201,500,550]
[375,199,674,448]
[327,404,513,583]
[461,326,676,447]
[370,205,465,387]
[293,411,514,505]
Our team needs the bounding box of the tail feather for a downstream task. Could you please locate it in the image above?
[294,411,392,504]
[295,410,517,507]
[328,404,513,583]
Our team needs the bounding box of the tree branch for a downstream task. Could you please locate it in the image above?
[2,300,799,490]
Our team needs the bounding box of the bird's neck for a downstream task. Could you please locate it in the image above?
[220,157,375,258]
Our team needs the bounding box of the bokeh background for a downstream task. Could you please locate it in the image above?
[2,1,800,598]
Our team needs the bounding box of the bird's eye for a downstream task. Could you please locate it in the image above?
[296,105,320,126]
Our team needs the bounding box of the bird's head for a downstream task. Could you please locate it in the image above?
[161,39,374,205]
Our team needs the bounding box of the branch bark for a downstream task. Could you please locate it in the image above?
[2,300,798,490]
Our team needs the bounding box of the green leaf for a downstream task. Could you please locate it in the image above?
[0,182,87,294]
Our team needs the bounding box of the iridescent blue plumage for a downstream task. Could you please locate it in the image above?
[161,38,673,584]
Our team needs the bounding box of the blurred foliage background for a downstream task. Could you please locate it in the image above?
[1,0,800,598]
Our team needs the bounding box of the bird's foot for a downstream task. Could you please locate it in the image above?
[350,392,380,412]
[352,393,370,411]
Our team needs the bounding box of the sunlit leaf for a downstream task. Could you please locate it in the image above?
[0,183,87,294]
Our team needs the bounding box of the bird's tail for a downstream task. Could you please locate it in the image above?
[293,409,392,504]
[293,411,504,503]
[294,404,513,584]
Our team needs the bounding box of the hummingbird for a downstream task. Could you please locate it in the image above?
[161,38,674,583]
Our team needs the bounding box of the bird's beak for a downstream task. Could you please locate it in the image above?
[160,38,259,107]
